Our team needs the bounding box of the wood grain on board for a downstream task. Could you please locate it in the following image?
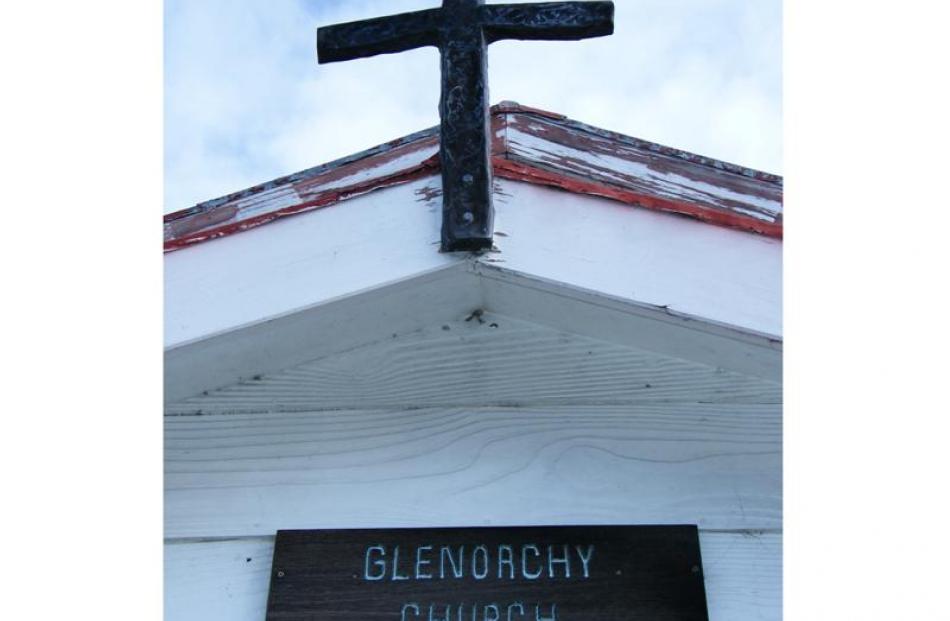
[166,315,780,415]
[165,404,781,538]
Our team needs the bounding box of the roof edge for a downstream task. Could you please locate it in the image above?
[165,102,783,252]
[493,101,782,186]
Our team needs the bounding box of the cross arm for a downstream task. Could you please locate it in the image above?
[480,1,614,43]
[317,9,442,64]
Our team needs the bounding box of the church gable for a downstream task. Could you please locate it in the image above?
[164,71,781,621]
[165,173,780,404]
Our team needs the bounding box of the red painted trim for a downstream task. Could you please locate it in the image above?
[492,158,783,239]
[164,155,440,253]
[492,100,567,121]
[165,104,782,252]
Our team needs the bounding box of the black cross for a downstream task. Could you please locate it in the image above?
[317,1,614,252]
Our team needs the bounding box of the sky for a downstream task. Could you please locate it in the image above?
[164,0,781,212]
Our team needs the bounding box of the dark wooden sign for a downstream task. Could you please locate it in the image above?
[265,525,709,620]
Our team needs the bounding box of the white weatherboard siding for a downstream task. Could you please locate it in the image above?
[165,171,781,620]
[166,314,779,414]
[165,404,780,537]
[165,314,781,620]
[165,404,780,620]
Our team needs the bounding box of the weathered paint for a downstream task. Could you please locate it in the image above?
[493,158,782,237]
[318,1,615,252]
[164,140,440,252]
[501,112,782,232]
[164,102,783,252]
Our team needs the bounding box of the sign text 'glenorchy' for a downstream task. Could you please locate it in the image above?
[265,525,710,620]
[317,1,615,252]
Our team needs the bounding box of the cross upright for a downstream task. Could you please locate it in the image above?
[317,0,614,252]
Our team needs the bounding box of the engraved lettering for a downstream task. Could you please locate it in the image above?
[521,544,542,579]
[416,545,433,579]
[367,542,594,584]
[429,604,450,621]
[547,544,570,579]
[392,545,410,581]
[535,603,557,621]
[365,545,386,581]
[497,544,515,579]
[398,601,555,621]
[472,545,489,580]
[402,603,421,621]
[507,602,525,621]
[441,546,465,579]
[575,544,594,578]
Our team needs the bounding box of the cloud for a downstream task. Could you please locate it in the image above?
[165,0,781,212]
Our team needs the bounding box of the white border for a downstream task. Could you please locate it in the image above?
[5,0,950,619]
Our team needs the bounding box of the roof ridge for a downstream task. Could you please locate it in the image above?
[165,103,783,252]
[167,101,780,223]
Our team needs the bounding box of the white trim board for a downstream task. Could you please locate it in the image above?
[165,177,460,349]
[490,180,782,338]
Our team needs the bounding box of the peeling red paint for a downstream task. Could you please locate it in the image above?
[493,100,567,121]
[503,113,782,225]
[493,158,782,239]
[415,184,443,202]
[165,102,782,253]
[295,136,438,197]
[490,112,508,157]
[164,155,440,252]
[164,205,239,241]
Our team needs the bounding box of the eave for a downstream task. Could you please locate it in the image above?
[164,101,782,252]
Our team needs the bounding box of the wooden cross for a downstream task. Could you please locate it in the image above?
[317,0,614,252]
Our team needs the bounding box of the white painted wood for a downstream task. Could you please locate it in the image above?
[504,120,783,222]
[700,532,782,620]
[165,176,457,349]
[164,532,780,621]
[165,263,480,403]
[491,179,782,337]
[166,261,780,401]
[165,177,782,351]
[166,314,779,414]
[163,128,782,620]
[165,177,781,399]
[165,404,781,538]
[475,266,781,382]
[165,537,273,621]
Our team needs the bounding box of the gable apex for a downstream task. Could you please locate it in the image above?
[164,102,782,252]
